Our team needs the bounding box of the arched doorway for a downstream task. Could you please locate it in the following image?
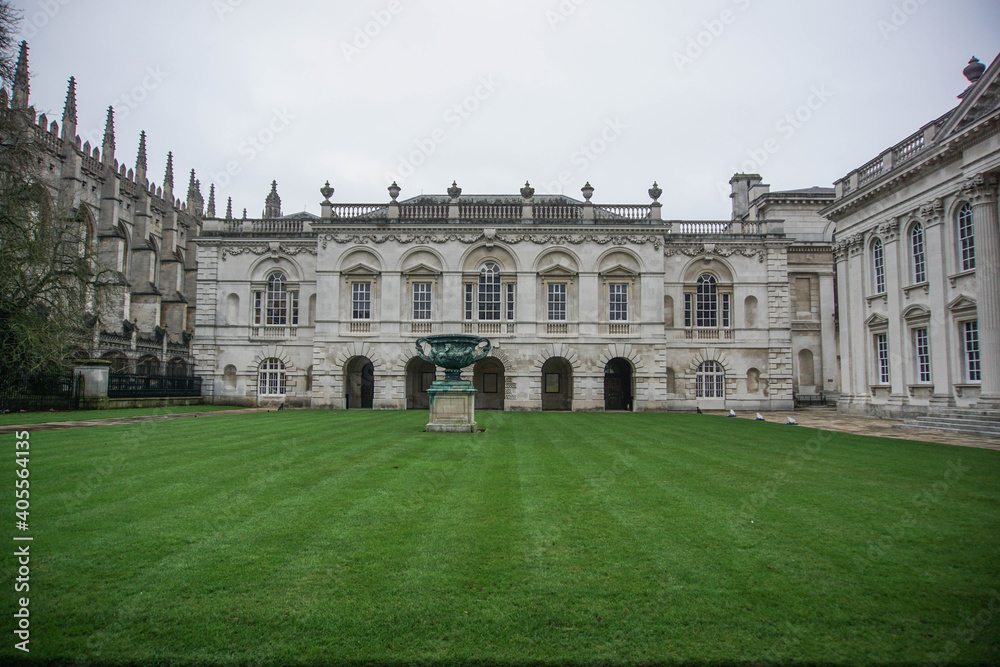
[542,357,573,411]
[604,358,633,411]
[406,357,437,410]
[473,358,505,411]
[345,356,375,409]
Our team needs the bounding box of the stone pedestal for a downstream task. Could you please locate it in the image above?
[73,363,110,410]
[426,380,478,433]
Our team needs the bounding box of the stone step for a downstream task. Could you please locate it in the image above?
[896,417,1000,438]
[896,423,1000,439]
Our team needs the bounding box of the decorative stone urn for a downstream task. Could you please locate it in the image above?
[415,334,491,433]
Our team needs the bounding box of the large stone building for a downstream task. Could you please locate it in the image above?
[4,42,202,375]
[822,54,1000,418]
[192,177,836,411]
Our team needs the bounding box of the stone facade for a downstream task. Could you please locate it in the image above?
[822,55,1000,417]
[193,180,834,412]
[4,43,201,375]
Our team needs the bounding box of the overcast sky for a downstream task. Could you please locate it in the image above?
[11,0,1000,220]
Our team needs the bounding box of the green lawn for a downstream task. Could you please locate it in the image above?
[3,411,999,666]
[0,404,241,426]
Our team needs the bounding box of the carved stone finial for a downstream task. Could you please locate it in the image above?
[388,181,401,202]
[964,56,986,83]
[520,181,535,200]
[321,180,334,202]
[649,181,662,202]
[448,181,462,199]
[581,182,594,202]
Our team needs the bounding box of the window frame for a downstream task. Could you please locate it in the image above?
[608,283,629,322]
[351,281,372,321]
[696,361,726,399]
[910,223,926,284]
[958,203,975,272]
[257,358,287,397]
[871,238,886,295]
[547,282,567,322]
[412,281,432,321]
[964,320,981,383]
[914,327,931,384]
[874,332,890,385]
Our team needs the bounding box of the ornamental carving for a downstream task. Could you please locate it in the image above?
[877,220,900,243]
[664,244,766,262]
[919,198,945,226]
[960,173,999,205]
[221,243,317,260]
[319,231,667,251]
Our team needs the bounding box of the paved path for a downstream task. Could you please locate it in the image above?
[705,408,1000,451]
[1,407,997,451]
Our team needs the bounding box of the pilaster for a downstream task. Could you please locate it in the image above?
[963,174,1000,404]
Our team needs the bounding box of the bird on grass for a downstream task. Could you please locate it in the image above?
[785,417,798,425]
[755,413,765,421]
[696,407,703,414]
[727,409,737,417]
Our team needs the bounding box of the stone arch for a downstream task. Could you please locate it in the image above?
[744,295,758,328]
[597,343,644,372]
[338,247,386,273]
[541,357,574,411]
[249,346,297,375]
[461,243,519,273]
[596,248,643,275]
[404,356,436,410]
[334,341,385,372]
[684,349,734,377]
[226,293,240,325]
[680,256,735,284]
[344,356,375,409]
[798,349,816,387]
[603,357,634,411]
[398,246,446,273]
[223,365,238,391]
[533,247,582,274]
[473,358,505,411]
[248,254,305,282]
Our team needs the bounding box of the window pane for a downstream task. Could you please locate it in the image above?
[479,263,501,321]
[965,321,981,382]
[266,272,287,326]
[875,333,890,385]
[959,204,975,272]
[352,282,371,320]
[911,224,926,284]
[465,283,474,321]
[696,361,725,398]
[609,284,628,321]
[548,283,567,321]
[915,328,931,384]
[696,274,717,328]
[413,282,432,320]
[872,240,885,295]
[506,283,515,321]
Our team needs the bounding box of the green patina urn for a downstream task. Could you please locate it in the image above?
[415,335,492,381]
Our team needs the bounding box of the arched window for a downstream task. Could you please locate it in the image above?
[478,262,501,321]
[136,355,159,375]
[871,239,885,295]
[266,272,288,325]
[958,203,975,272]
[258,358,286,396]
[696,274,718,328]
[910,223,926,284]
[696,361,725,398]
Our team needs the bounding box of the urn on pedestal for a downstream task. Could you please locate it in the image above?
[415,335,492,433]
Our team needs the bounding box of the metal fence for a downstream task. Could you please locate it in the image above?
[108,374,203,399]
[0,374,79,413]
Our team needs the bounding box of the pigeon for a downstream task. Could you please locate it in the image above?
[755,413,765,421]
[785,417,798,426]
[727,409,737,417]
[696,407,703,414]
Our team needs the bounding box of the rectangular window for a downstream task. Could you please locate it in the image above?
[352,282,371,320]
[965,321,981,382]
[413,282,432,321]
[506,283,515,321]
[609,284,628,321]
[875,333,890,385]
[253,291,263,326]
[465,284,474,321]
[290,291,299,326]
[722,293,731,329]
[684,293,692,328]
[547,283,567,321]
[959,206,976,272]
[914,328,931,384]
[911,226,926,284]
[480,280,501,321]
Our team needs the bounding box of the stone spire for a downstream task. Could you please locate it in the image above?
[207,184,216,218]
[263,180,282,218]
[225,197,233,220]
[135,131,148,183]
[12,41,29,109]
[101,106,115,162]
[61,77,77,142]
[186,168,204,215]
[163,151,174,195]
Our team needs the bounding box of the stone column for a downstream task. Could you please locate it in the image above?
[879,220,906,408]
[920,199,955,408]
[964,174,1000,405]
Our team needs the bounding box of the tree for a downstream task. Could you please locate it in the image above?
[0,4,121,379]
